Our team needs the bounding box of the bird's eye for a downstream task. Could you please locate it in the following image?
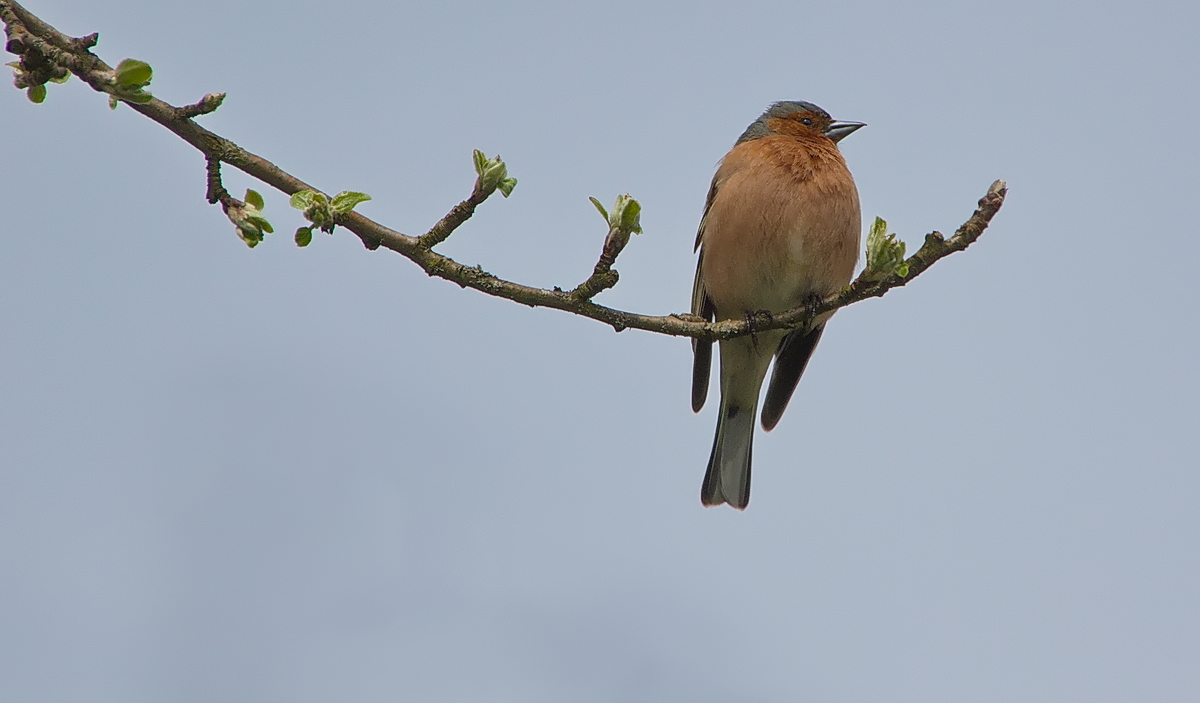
[800,117,814,126]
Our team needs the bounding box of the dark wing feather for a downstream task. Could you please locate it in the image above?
[690,177,721,412]
[760,325,825,431]
[690,260,715,412]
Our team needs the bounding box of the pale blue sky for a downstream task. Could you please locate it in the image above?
[2,1,1198,701]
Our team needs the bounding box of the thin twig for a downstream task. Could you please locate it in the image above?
[205,156,231,206]
[417,183,492,250]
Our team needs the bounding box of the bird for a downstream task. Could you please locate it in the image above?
[691,101,864,510]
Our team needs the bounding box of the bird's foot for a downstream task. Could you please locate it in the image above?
[745,309,773,346]
[804,292,824,315]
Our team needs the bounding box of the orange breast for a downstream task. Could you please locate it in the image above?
[699,136,861,318]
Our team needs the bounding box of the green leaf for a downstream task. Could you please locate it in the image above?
[595,194,643,236]
[868,215,886,240]
[124,89,154,104]
[114,59,152,88]
[247,215,273,234]
[290,190,317,210]
[588,197,609,221]
[26,84,46,104]
[289,190,333,228]
[479,160,507,193]
[295,227,313,247]
[239,229,261,248]
[330,191,372,214]
[614,194,642,235]
[865,216,907,279]
[244,189,264,211]
[471,151,516,197]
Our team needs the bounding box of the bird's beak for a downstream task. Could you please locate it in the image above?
[824,121,865,143]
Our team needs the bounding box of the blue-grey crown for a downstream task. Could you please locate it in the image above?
[735,101,829,144]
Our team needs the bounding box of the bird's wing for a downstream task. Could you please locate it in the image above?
[760,324,825,431]
[690,258,715,412]
[690,177,720,412]
[694,177,719,252]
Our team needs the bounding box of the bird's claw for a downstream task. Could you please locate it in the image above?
[744,309,773,346]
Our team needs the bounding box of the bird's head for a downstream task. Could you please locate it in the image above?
[736,101,865,146]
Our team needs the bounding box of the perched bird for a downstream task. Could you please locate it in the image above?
[691,101,864,509]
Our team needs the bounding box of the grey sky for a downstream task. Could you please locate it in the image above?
[2,0,1198,701]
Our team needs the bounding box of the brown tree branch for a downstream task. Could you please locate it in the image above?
[417,185,493,251]
[1,0,1006,341]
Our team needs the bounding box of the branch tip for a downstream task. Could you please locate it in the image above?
[70,32,97,50]
[177,92,225,119]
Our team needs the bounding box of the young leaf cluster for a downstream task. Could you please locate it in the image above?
[865,216,909,279]
[108,58,153,109]
[472,150,517,198]
[587,192,644,267]
[589,194,643,237]
[290,189,372,247]
[223,189,274,248]
[6,52,69,104]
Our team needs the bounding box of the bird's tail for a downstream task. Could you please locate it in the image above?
[700,398,756,510]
